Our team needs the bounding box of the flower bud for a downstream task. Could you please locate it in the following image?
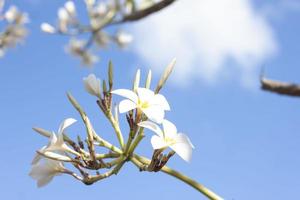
[41,23,56,34]
[83,74,102,98]
[145,70,152,89]
[65,1,76,16]
[115,31,133,48]
[133,69,140,92]
[58,8,69,21]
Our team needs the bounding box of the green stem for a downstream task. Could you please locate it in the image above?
[93,133,123,154]
[132,155,224,200]
[124,129,135,154]
[105,111,125,149]
[127,128,144,155]
[98,99,125,150]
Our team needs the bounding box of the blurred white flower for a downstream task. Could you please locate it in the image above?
[111,87,170,123]
[138,120,194,162]
[85,0,95,7]
[29,159,65,188]
[94,2,107,15]
[89,2,108,29]
[58,8,70,32]
[81,52,98,66]
[94,31,110,48]
[115,31,133,48]
[40,23,56,34]
[32,118,79,165]
[83,74,101,98]
[58,7,69,21]
[0,4,28,57]
[4,6,28,24]
[65,1,76,16]
[4,6,18,22]
[66,38,98,66]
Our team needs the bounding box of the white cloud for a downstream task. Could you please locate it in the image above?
[131,0,278,87]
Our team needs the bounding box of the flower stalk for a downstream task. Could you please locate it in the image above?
[131,155,223,200]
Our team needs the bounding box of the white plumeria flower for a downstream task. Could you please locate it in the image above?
[111,87,170,123]
[29,159,65,188]
[83,74,101,98]
[32,118,78,164]
[138,120,194,162]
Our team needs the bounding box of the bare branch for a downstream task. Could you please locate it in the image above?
[261,77,300,97]
[117,0,176,23]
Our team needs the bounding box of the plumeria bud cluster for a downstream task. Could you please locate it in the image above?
[29,59,194,188]
[40,0,175,66]
[40,0,133,66]
[0,0,28,57]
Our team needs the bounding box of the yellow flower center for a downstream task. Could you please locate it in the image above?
[138,99,150,109]
[165,137,176,146]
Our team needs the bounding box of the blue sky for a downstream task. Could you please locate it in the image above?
[1,0,300,199]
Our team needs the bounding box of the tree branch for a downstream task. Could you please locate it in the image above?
[118,0,176,23]
[261,77,300,97]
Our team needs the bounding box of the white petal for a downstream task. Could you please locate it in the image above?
[137,88,154,102]
[170,134,193,162]
[58,8,68,21]
[31,154,42,165]
[42,151,73,162]
[46,133,63,151]
[56,133,65,146]
[32,146,47,164]
[30,159,64,187]
[111,89,138,103]
[152,94,170,110]
[162,120,177,139]
[30,160,55,182]
[65,1,76,15]
[138,121,163,137]
[58,118,77,135]
[49,132,58,146]
[37,175,54,188]
[177,133,195,149]
[118,99,137,113]
[83,74,101,97]
[151,135,168,149]
[142,106,165,124]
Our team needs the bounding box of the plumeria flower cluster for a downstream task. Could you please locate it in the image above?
[29,58,193,187]
[40,0,175,66]
[29,60,223,200]
[0,0,28,57]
